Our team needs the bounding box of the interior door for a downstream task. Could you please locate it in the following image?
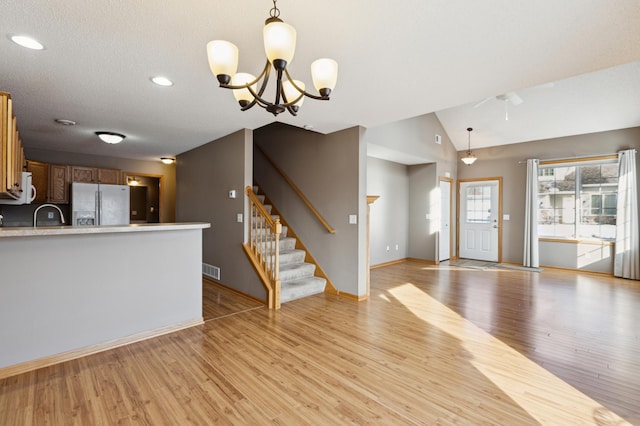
[439,178,452,262]
[458,179,501,262]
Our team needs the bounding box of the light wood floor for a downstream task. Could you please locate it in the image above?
[1,262,639,424]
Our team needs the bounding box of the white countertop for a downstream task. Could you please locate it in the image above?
[0,222,210,238]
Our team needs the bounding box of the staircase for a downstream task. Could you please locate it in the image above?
[253,186,327,304]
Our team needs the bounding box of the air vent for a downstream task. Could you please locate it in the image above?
[202,263,220,280]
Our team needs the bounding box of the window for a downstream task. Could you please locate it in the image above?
[466,185,492,224]
[538,161,618,241]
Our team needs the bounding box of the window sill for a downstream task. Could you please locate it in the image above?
[539,237,614,246]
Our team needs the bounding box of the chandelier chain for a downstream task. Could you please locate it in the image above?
[270,0,280,18]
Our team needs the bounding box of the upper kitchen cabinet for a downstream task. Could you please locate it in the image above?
[71,166,99,183]
[98,168,120,184]
[26,160,49,204]
[49,164,70,203]
[71,166,120,184]
[1,92,25,199]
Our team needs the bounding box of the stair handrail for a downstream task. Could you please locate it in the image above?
[245,186,282,309]
[255,144,336,234]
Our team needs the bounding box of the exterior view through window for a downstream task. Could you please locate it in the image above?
[538,161,618,241]
[465,185,492,224]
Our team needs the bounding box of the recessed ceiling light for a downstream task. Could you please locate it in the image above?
[10,35,44,50]
[95,131,126,144]
[151,76,173,87]
[54,118,77,126]
[160,157,175,164]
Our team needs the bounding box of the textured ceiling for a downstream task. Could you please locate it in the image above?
[1,0,639,162]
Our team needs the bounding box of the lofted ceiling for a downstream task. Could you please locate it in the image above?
[1,0,639,162]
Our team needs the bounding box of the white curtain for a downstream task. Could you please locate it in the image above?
[614,149,639,279]
[523,159,539,267]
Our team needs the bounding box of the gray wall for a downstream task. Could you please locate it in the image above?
[457,126,640,272]
[364,113,459,263]
[176,129,265,301]
[364,112,458,178]
[254,123,365,296]
[367,157,409,265]
[408,163,438,260]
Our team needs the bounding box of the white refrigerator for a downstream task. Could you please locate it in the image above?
[71,182,130,226]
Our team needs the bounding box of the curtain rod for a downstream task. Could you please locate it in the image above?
[517,150,636,164]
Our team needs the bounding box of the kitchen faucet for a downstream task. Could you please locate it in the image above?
[33,204,66,227]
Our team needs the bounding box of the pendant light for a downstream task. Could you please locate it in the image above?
[461,127,477,165]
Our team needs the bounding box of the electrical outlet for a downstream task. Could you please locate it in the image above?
[236,213,243,223]
[47,212,54,219]
[395,244,399,251]
[386,245,390,252]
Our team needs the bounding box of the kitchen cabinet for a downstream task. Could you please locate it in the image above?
[71,166,120,184]
[1,92,25,199]
[49,164,71,203]
[26,160,49,204]
[71,166,99,183]
[98,168,120,184]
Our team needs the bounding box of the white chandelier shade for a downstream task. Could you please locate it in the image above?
[263,21,296,65]
[206,40,238,79]
[232,73,258,104]
[311,59,338,96]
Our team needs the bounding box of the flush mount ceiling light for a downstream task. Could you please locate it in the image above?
[151,76,174,87]
[10,35,44,50]
[160,157,175,164]
[206,0,338,116]
[461,127,477,165]
[95,131,125,144]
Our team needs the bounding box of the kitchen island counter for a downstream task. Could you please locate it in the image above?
[0,222,209,238]
[0,222,210,378]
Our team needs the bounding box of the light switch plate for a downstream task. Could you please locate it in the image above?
[435,134,442,144]
[349,214,357,224]
[503,214,510,220]
[236,213,243,223]
[229,190,236,199]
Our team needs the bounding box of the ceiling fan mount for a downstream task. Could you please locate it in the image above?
[474,91,523,109]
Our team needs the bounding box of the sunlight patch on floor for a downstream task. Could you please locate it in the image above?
[388,283,629,425]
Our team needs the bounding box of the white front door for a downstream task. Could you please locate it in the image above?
[459,179,501,262]
[439,179,452,262]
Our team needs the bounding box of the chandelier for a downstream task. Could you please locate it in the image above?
[206,0,338,116]
[461,127,477,165]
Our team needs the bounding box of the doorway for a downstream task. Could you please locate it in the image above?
[457,178,502,262]
[438,177,453,262]
[123,173,163,223]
